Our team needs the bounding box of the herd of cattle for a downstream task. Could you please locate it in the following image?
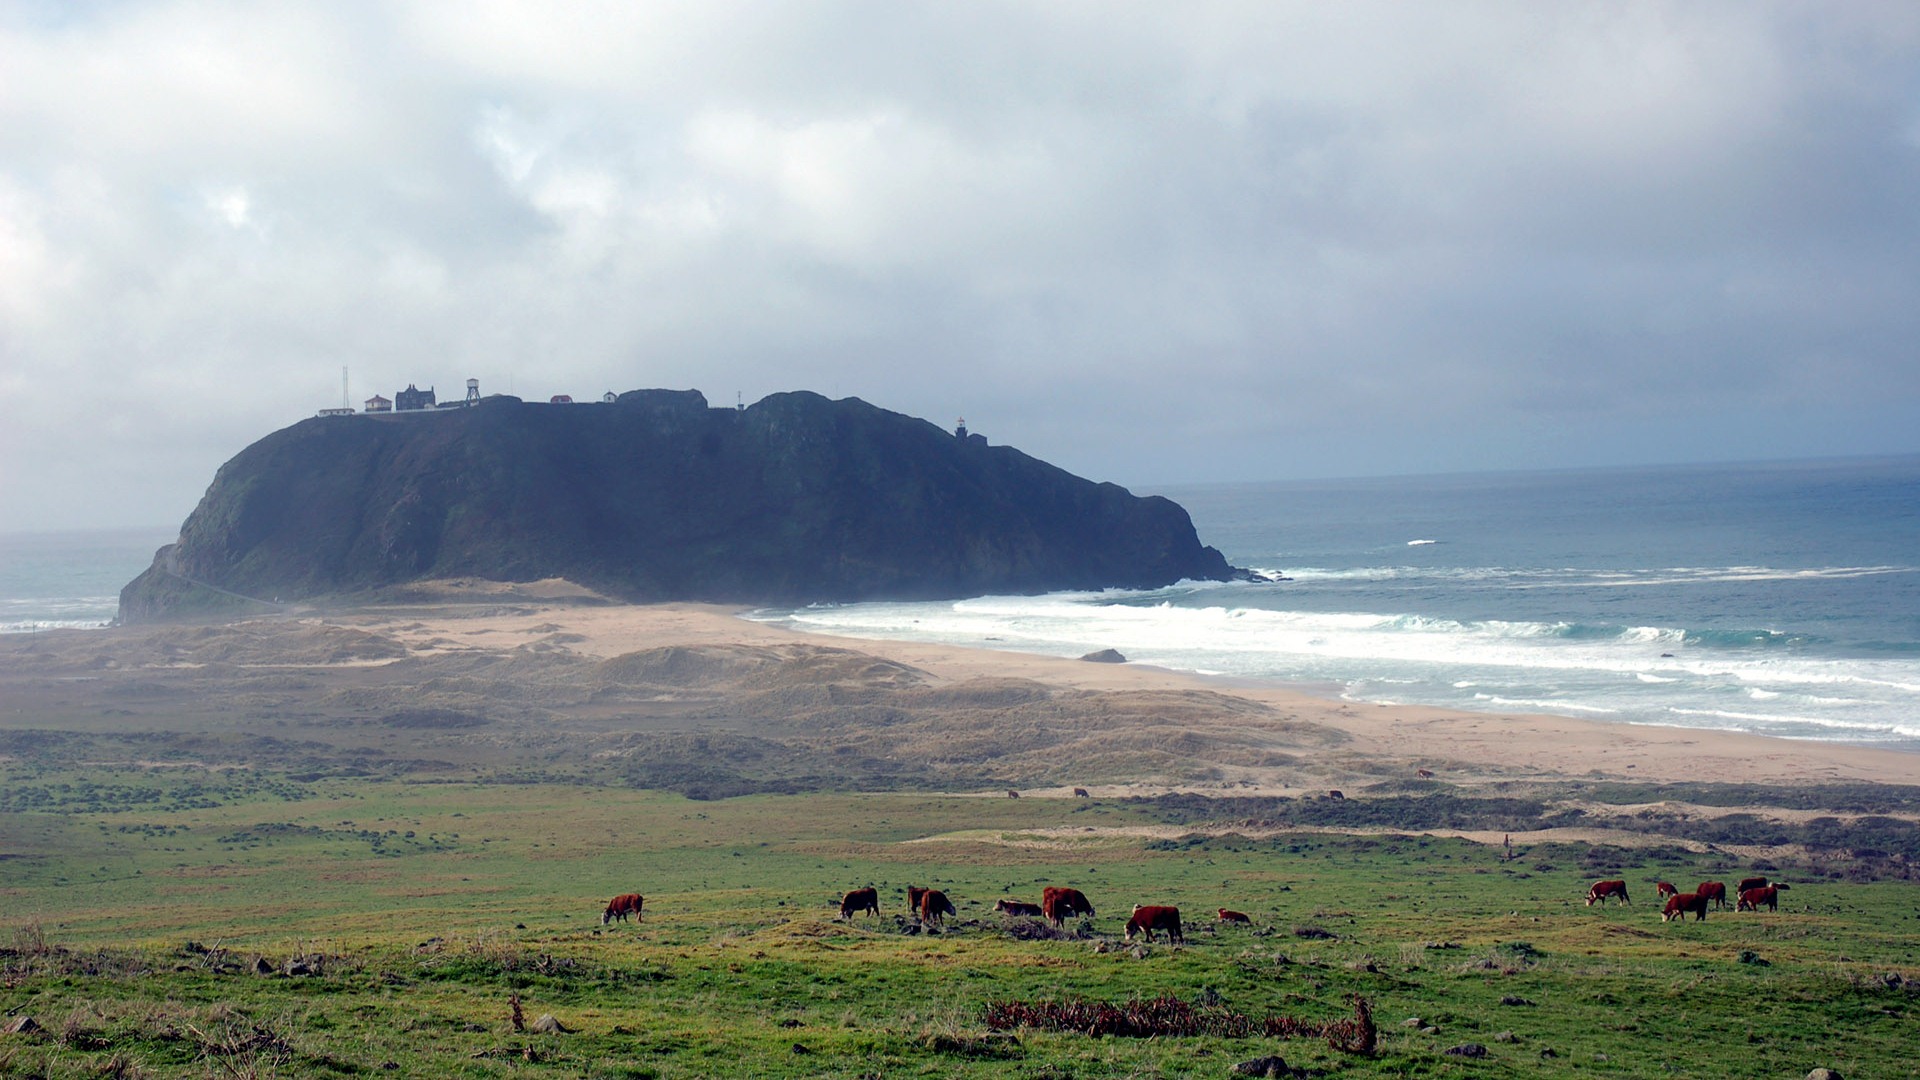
[601,874,1791,936]
[1585,875,1790,920]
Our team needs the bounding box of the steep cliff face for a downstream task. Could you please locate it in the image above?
[120,390,1235,621]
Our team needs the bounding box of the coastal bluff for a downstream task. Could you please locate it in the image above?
[120,389,1236,622]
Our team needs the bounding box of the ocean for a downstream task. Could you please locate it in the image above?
[5,456,1917,750]
[755,455,1920,751]
[0,528,175,633]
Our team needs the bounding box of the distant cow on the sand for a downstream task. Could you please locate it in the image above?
[919,889,956,927]
[839,887,879,920]
[1738,884,1787,912]
[1415,769,1435,779]
[1327,790,1345,800]
[1662,892,1708,922]
[1007,790,1020,799]
[1073,788,1090,798]
[995,899,1044,917]
[1737,876,1770,894]
[1586,880,1630,906]
[1654,881,1678,900]
[1126,905,1184,944]
[603,893,645,924]
[1041,886,1095,927]
[1696,881,1728,910]
[1217,908,1251,925]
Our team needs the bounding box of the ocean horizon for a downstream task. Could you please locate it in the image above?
[8,454,1918,752]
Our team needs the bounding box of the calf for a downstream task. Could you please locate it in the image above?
[602,893,645,924]
[1654,882,1678,900]
[1586,879,1631,906]
[1126,905,1184,944]
[1217,908,1252,925]
[995,899,1044,917]
[1695,881,1728,910]
[839,887,879,920]
[1662,892,1708,922]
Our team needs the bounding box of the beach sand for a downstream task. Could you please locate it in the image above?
[341,595,1920,791]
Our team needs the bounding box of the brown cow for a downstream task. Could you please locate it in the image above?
[1736,876,1769,894]
[1327,790,1345,800]
[995,899,1044,917]
[1737,884,1788,912]
[1415,769,1435,779]
[602,893,644,924]
[1586,880,1631,906]
[839,887,879,920]
[1217,908,1252,925]
[1662,892,1708,921]
[1007,790,1020,799]
[1126,905,1184,943]
[920,889,956,927]
[1041,886,1095,927]
[1654,881,1678,900]
[906,885,929,917]
[1073,788,1091,798]
[1695,881,1728,910]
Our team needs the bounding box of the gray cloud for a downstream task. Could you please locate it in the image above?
[3,1,1917,530]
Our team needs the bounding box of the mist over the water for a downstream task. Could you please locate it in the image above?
[758,456,1920,749]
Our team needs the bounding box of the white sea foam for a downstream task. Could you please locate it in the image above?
[760,582,1920,748]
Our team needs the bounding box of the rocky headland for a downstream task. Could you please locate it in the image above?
[120,390,1236,622]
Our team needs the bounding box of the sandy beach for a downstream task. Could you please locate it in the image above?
[340,591,1920,791]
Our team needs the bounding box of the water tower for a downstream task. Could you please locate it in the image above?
[465,378,480,406]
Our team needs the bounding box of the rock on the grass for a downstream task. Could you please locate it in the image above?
[1232,1055,1291,1077]
[1806,1070,1843,1080]
[528,1015,569,1034]
[4,1016,40,1035]
[1445,1044,1488,1057]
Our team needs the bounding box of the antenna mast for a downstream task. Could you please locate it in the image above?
[341,366,349,408]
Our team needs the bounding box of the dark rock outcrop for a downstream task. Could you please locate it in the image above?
[121,390,1235,622]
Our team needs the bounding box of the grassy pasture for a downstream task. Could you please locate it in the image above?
[5,774,1918,1078]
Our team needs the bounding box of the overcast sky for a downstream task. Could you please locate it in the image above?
[4,1,1918,532]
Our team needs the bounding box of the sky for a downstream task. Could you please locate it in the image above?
[3,1,1919,532]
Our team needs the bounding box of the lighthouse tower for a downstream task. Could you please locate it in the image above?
[955,417,968,439]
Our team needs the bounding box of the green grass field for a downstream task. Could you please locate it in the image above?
[5,767,1917,1079]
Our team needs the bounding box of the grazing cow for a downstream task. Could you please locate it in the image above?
[906,885,929,917]
[1415,769,1435,779]
[1073,788,1091,798]
[1125,905,1184,944]
[839,887,879,920]
[1041,886,1096,927]
[1007,790,1020,799]
[919,889,956,927]
[1327,790,1345,800]
[1586,880,1631,906]
[1695,881,1728,910]
[995,899,1044,917]
[602,893,645,924]
[1217,908,1252,925]
[1738,884,1787,912]
[1736,876,1769,894]
[1654,881,1678,900]
[1662,892,1708,922]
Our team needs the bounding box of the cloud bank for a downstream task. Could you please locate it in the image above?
[3,1,1918,530]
